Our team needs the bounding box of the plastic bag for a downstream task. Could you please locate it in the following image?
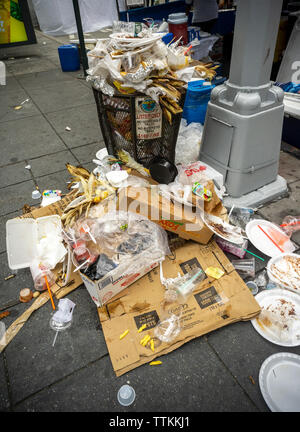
[65,212,170,281]
[154,314,181,343]
[175,120,203,166]
[175,161,209,186]
[280,215,300,237]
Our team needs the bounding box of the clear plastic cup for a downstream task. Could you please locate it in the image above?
[117,385,136,407]
[231,257,255,278]
[30,261,55,292]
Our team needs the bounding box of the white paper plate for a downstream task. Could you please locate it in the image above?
[267,253,300,294]
[251,289,300,347]
[202,212,245,244]
[246,219,296,258]
[259,353,300,412]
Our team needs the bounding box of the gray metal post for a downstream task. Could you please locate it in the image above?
[199,0,286,201]
[229,0,283,87]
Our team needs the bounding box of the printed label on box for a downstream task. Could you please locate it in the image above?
[194,286,222,309]
[134,310,160,331]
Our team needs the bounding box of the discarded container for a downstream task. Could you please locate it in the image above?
[182,80,215,125]
[168,13,188,45]
[246,281,258,295]
[117,385,136,407]
[215,236,248,259]
[30,261,55,292]
[231,258,255,278]
[58,44,80,72]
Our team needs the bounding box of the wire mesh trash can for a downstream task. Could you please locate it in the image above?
[92,88,186,167]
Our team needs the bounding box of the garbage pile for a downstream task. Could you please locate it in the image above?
[86,20,218,125]
[1,23,300,412]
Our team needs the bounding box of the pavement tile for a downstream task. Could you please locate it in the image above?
[4,56,57,76]
[259,180,300,245]
[206,320,300,412]
[278,151,300,184]
[0,162,32,188]
[28,150,79,178]
[0,211,20,254]
[5,286,108,405]
[0,75,23,93]
[15,69,75,91]
[14,337,258,412]
[0,115,66,165]
[71,142,105,164]
[45,104,103,147]
[35,170,74,195]
[29,81,93,114]
[0,180,37,217]
[0,89,40,123]
[0,355,10,412]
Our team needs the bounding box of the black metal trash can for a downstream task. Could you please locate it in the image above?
[93,88,186,168]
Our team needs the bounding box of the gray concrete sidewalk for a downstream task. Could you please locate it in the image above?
[0,31,300,413]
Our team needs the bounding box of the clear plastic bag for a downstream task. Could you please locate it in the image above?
[280,215,300,237]
[175,161,209,187]
[64,212,170,281]
[154,314,181,343]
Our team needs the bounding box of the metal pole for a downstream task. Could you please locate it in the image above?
[116,0,120,20]
[72,0,89,76]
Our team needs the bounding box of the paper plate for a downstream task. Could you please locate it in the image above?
[251,289,300,347]
[259,353,300,412]
[246,219,296,258]
[267,253,300,295]
[202,212,245,244]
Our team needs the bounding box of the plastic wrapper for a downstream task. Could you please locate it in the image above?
[280,215,300,237]
[229,206,255,230]
[175,119,203,166]
[255,270,268,288]
[172,267,206,300]
[87,40,109,69]
[159,183,192,207]
[175,161,209,187]
[86,75,115,97]
[215,236,248,259]
[121,52,141,72]
[154,314,181,343]
[124,61,154,84]
[64,212,170,281]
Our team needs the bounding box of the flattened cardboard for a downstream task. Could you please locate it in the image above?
[98,241,261,377]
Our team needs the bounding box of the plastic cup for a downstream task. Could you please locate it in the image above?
[232,258,255,278]
[117,385,136,407]
[246,281,258,295]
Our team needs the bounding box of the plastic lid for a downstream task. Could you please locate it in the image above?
[168,13,188,24]
[6,219,38,270]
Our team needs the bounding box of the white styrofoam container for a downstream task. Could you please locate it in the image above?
[6,215,62,270]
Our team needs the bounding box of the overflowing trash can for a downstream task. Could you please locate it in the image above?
[93,88,186,167]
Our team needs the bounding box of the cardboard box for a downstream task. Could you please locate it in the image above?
[98,240,261,377]
[80,262,159,308]
[118,185,227,244]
